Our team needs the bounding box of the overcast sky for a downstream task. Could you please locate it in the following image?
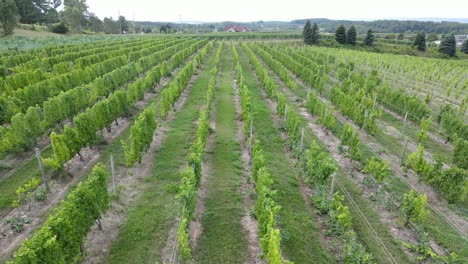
[86,0,467,22]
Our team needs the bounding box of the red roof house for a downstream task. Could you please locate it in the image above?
[225,26,251,32]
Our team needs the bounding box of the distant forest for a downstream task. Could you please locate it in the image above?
[291,19,468,34]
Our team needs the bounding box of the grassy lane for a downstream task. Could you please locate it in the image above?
[238,45,335,263]
[195,43,249,263]
[106,48,217,263]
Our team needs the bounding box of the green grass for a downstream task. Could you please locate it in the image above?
[238,45,335,264]
[106,47,217,263]
[195,43,249,263]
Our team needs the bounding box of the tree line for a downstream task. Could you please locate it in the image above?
[0,0,161,36]
[303,20,468,57]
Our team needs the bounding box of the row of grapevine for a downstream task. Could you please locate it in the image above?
[293,46,445,129]
[251,43,381,135]
[1,38,166,92]
[242,43,374,263]
[407,145,467,203]
[43,39,210,169]
[235,43,290,264]
[9,163,109,263]
[3,38,185,117]
[177,41,222,260]
[1,37,156,72]
[0,39,195,156]
[159,40,213,119]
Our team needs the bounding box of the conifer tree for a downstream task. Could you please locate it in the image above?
[439,34,456,57]
[0,0,18,36]
[303,19,313,45]
[335,25,347,44]
[364,29,375,46]
[461,39,468,54]
[311,22,320,44]
[413,31,426,51]
[347,25,357,45]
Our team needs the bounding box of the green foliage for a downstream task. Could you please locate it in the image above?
[343,231,373,263]
[413,31,426,51]
[417,116,432,143]
[363,157,389,184]
[364,29,375,46]
[453,138,468,169]
[301,140,337,185]
[401,190,429,225]
[335,25,347,44]
[340,123,361,160]
[11,163,109,263]
[0,0,18,36]
[11,177,41,208]
[5,214,31,233]
[327,193,352,235]
[438,34,456,57]
[177,217,192,261]
[347,25,357,45]
[122,104,157,167]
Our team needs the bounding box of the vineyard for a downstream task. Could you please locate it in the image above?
[0,35,466,264]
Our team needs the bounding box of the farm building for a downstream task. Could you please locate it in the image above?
[225,25,251,32]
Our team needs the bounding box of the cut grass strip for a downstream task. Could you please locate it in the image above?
[195,43,249,263]
[106,46,218,264]
[238,45,335,264]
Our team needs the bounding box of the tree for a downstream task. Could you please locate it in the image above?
[364,29,374,46]
[335,25,347,44]
[461,39,468,54]
[309,22,319,45]
[61,0,88,32]
[347,25,357,45]
[439,34,456,57]
[413,31,426,51]
[103,17,119,34]
[88,13,103,32]
[118,15,128,34]
[302,19,312,45]
[0,0,18,36]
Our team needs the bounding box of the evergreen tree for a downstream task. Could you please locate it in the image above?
[439,34,456,57]
[311,22,320,44]
[462,39,468,54]
[413,31,426,51]
[303,19,312,45]
[347,25,357,45]
[118,15,128,34]
[0,0,18,36]
[335,25,347,44]
[364,29,375,46]
[61,0,88,32]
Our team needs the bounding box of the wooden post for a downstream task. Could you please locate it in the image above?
[111,155,116,193]
[329,173,336,201]
[401,137,409,166]
[35,148,49,192]
[283,105,288,126]
[300,128,305,150]
[402,112,408,134]
[362,109,368,130]
[249,120,253,151]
